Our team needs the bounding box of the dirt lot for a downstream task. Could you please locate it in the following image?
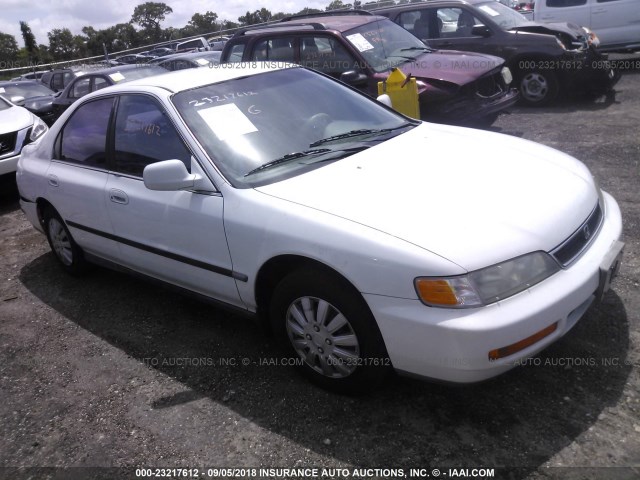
[1,62,639,480]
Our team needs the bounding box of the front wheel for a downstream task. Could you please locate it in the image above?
[518,69,559,107]
[270,269,391,394]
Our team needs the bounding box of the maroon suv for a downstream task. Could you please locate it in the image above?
[220,11,518,125]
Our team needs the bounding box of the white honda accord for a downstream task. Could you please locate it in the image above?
[17,63,623,393]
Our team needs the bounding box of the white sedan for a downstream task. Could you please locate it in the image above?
[0,95,48,177]
[17,63,623,393]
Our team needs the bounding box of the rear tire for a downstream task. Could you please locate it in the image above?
[270,268,391,394]
[42,206,89,275]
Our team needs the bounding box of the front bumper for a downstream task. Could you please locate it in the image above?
[560,48,621,92]
[365,191,623,383]
[428,87,519,123]
[0,153,20,176]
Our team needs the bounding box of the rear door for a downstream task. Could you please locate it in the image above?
[46,96,121,261]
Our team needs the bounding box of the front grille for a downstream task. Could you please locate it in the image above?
[551,201,603,266]
[0,131,17,156]
[474,70,505,99]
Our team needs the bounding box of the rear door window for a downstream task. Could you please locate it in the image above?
[58,97,114,167]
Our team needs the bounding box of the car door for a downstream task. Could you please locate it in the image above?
[104,94,243,307]
[590,0,640,47]
[46,96,121,261]
[534,0,591,25]
[413,7,497,54]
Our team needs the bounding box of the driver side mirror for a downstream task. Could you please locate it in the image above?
[471,25,492,37]
[143,159,215,192]
[340,70,368,87]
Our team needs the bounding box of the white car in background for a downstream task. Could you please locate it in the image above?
[16,64,623,393]
[532,0,640,51]
[0,95,48,177]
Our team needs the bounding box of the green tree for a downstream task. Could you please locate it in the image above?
[0,32,19,62]
[185,11,218,36]
[48,28,76,60]
[295,7,323,15]
[326,0,346,11]
[19,21,38,58]
[131,2,173,42]
[238,8,273,26]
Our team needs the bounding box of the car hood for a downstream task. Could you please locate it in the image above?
[255,123,598,272]
[0,104,33,133]
[511,21,587,41]
[397,50,505,86]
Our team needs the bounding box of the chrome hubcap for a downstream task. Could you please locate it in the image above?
[285,296,360,378]
[521,73,548,102]
[48,218,73,266]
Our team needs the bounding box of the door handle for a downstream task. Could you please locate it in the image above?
[440,41,453,46]
[47,174,58,187]
[592,9,606,14]
[109,188,129,204]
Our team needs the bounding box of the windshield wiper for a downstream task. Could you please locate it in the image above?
[244,149,331,176]
[400,46,434,53]
[309,123,416,147]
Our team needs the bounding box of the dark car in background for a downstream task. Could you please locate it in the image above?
[40,69,77,92]
[115,53,153,65]
[374,0,619,106]
[221,11,518,124]
[52,64,167,120]
[0,81,58,125]
[154,51,221,71]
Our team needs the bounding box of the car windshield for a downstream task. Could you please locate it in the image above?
[172,67,416,187]
[344,19,430,73]
[475,1,530,30]
[1,83,54,98]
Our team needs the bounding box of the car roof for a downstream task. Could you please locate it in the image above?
[122,62,292,93]
[235,14,386,37]
[78,64,159,76]
[158,51,221,62]
[373,0,486,12]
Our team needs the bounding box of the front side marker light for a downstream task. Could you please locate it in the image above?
[488,322,558,361]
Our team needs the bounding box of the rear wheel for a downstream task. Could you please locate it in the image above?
[270,269,391,394]
[518,69,559,107]
[42,206,89,275]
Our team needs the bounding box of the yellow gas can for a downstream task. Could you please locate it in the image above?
[377,68,420,120]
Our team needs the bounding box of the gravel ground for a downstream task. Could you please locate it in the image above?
[0,62,639,480]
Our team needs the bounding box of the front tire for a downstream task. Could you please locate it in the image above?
[270,269,391,394]
[518,69,559,107]
[42,206,89,275]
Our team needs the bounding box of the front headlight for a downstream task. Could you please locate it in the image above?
[415,252,561,308]
[582,27,600,46]
[29,117,48,142]
[555,36,567,50]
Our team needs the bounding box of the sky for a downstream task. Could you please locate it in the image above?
[0,0,334,49]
